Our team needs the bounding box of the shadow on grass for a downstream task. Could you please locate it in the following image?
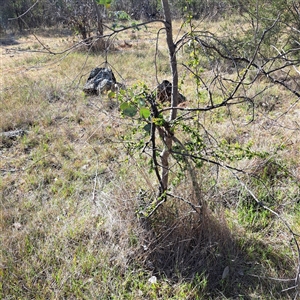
[32,27,73,37]
[0,36,19,46]
[140,206,296,299]
[0,27,73,43]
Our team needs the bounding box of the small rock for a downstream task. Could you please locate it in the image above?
[12,222,22,230]
[148,275,157,284]
[222,266,230,280]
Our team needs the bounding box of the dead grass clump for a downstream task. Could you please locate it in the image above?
[1,165,148,298]
[70,37,119,53]
[0,82,38,132]
[143,205,233,275]
[0,76,70,133]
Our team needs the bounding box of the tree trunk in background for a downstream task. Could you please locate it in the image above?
[93,0,103,36]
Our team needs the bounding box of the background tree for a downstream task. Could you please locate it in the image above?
[55,0,99,40]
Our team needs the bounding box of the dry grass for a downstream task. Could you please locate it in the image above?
[1,19,300,299]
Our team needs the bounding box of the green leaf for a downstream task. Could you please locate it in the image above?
[143,124,151,133]
[97,0,111,4]
[120,102,128,110]
[96,0,111,7]
[138,99,146,107]
[153,117,166,126]
[107,91,116,99]
[120,102,137,117]
[139,107,151,119]
[131,22,140,31]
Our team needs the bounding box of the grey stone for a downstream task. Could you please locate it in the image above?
[83,67,124,95]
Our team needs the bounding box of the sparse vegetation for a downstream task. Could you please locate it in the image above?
[1,2,300,299]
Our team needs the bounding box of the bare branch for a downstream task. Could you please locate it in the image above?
[8,0,40,21]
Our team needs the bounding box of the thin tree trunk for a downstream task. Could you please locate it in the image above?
[160,0,179,193]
